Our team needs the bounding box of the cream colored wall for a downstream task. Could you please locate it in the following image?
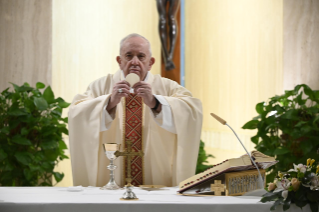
[0,0,52,91]
[52,0,161,186]
[283,0,319,91]
[185,0,283,165]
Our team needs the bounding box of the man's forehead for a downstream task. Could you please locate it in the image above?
[121,38,149,52]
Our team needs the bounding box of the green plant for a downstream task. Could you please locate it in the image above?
[242,84,319,184]
[196,140,214,174]
[0,82,70,186]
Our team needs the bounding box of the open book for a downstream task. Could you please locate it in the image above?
[178,150,277,194]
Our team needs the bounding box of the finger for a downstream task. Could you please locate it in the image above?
[115,92,128,98]
[132,81,148,88]
[115,88,130,95]
[116,84,130,90]
[117,80,131,87]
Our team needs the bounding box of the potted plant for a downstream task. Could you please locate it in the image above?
[242,84,319,183]
[0,82,70,186]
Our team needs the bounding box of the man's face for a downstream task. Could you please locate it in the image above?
[116,37,155,81]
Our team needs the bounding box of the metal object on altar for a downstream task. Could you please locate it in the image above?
[115,139,144,200]
[100,143,121,190]
[120,185,139,201]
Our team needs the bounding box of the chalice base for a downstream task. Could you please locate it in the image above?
[100,182,120,190]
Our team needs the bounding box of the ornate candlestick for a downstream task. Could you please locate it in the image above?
[114,140,144,200]
[100,143,121,190]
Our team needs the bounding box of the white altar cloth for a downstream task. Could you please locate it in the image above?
[0,187,310,212]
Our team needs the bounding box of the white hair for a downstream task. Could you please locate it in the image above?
[119,33,152,56]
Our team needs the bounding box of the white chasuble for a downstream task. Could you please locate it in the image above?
[68,70,203,187]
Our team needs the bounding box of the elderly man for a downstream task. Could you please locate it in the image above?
[68,33,202,187]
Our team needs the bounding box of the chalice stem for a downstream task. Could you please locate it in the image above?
[107,159,116,186]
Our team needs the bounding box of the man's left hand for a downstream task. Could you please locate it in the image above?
[133,81,157,109]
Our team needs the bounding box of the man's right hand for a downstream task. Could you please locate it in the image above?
[106,80,130,113]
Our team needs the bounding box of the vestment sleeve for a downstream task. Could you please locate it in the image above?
[68,76,112,186]
[163,80,203,185]
[149,94,176,134]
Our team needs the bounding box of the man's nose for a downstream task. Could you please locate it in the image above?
[131,56,139,65]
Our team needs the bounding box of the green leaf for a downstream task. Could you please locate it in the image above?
[8,108,28,116]
[300,141,313,154]
[21,127,28,135]
[261,191,280,202]
[4,162,14,171]
[295,121,307,127]
[293,85,302,94]
[14,152,32,165]
[53,172,64,183]
[0,126,10,134]
[36,82,45,89]
[52,108,62,117]
[283,191,292,211]
[309,202,318,212]
[273,147,290,155]
[61,117,68,123]
[12,135,32,145]
[19,85,33,92]
[10,82,21,92]
[59,140,68,150]
[0,149,8,161]
[58,101,70,108]
[270,199,283,211]
[313,115,319,124]
[251,135,259,144]
[40,140,59,150]
[43,86,55,104]
[242,120,259,129]
[281,109,299,120]
[34,97,48,110]
[41,162,54,170]
[307,190,319,202]
[1,87,10,95]
[28,164,41,172]
[302,84,315,100]
[23,168,33,180]
[256,102,264,114]
[60,127,68,135]
[274,104,285,114]
[295,93,306,106]
[295,200,308,209]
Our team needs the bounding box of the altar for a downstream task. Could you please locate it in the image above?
[0,187,310,212]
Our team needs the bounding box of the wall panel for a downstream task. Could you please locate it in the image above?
[283,0,319,91]
[0,0,52,91]
[185,0,283,164]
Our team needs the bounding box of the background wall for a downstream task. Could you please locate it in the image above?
[283,0,319,91]
[0,0,52,91]
[185,0,283,164]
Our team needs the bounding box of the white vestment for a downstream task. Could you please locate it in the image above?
[68,70,203,187]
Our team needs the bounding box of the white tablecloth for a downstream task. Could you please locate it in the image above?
[0,187,310,212]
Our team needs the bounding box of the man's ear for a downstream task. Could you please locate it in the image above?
[116,56,121,65]
[149,57,155,69]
